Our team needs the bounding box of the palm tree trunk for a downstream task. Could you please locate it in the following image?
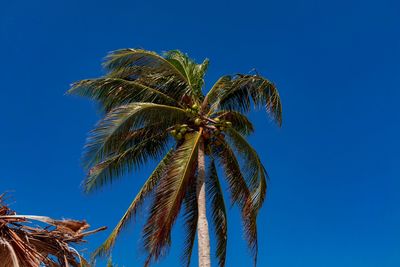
[197,138,211,267]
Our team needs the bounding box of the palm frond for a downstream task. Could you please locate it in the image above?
[93,149,174,258]
[83,102,186,169]
[197,58,209,90]
[207,74,282,125]
[89,122,166,164]
[102,49,192,100]
[164,50,209,100]
[213,110,254,136]
[68,78,181,112]
[143,131,202,265]
[212,141,248,207]
[106,68,190,103]
[206,160,227,267]
[103,49,187,83]
[180,178,198,267]
[224,128,267,214]
[202,75,232,111]
[213,141,258,265]
[84,132,170,193]
[0,195,105,267]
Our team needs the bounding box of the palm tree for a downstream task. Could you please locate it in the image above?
[0,194,105,267]
[68,49,282,267]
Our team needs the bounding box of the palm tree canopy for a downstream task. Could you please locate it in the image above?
[68,49,282,266]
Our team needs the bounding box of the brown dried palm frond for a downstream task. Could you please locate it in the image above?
[0,194,106,267]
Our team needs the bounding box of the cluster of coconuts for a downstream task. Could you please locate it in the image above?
[185,103,200,116]
[204,118,232,144]
[213,117,232,132]
[187,104,204,128]
[169,103,233,141]
[170,124,189,140]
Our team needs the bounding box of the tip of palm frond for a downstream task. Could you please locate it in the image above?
[275,116,283,127]
[269,100,283,127]
[144,257,152,267]
[102,48,161,70]
[66,80,87,95]
[91,231,119,262]
[273,113,283,127]
[65,85,77,95]
[82,174,97,194]
[265,81,283,127]
[92,240,113,260]
[102,48,136,62]
[91,217,128,260]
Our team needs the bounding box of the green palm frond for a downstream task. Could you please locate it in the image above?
[68,78,181,112]
[224,128,268,212]
[103,49,187,83]
[207,74,282,125]
[143,131,202,265]
[214,140,258,265]
[212,141,248,207]
[181,178,198,267]
[86,122,166,170]
[206,160,227,267]
[93,149,174,258]
[164,50,209,100]
[84,132,170,193]
[213,110,254,135]
[202,75,232,111]
[83,102,186,168]
[105,123,165,155]
[102,49,193,100]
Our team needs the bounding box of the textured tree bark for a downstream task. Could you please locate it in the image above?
[197,138,211,267]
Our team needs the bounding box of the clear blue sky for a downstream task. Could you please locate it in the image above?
[1,0,399,266]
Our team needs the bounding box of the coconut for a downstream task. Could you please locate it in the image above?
[180,128,187,134]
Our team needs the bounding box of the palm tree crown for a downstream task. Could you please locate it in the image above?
[68,49,282,266]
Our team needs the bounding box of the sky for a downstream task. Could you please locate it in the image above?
[1,0,399,266]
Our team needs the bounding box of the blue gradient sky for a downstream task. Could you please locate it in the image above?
[1,0,399,266]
